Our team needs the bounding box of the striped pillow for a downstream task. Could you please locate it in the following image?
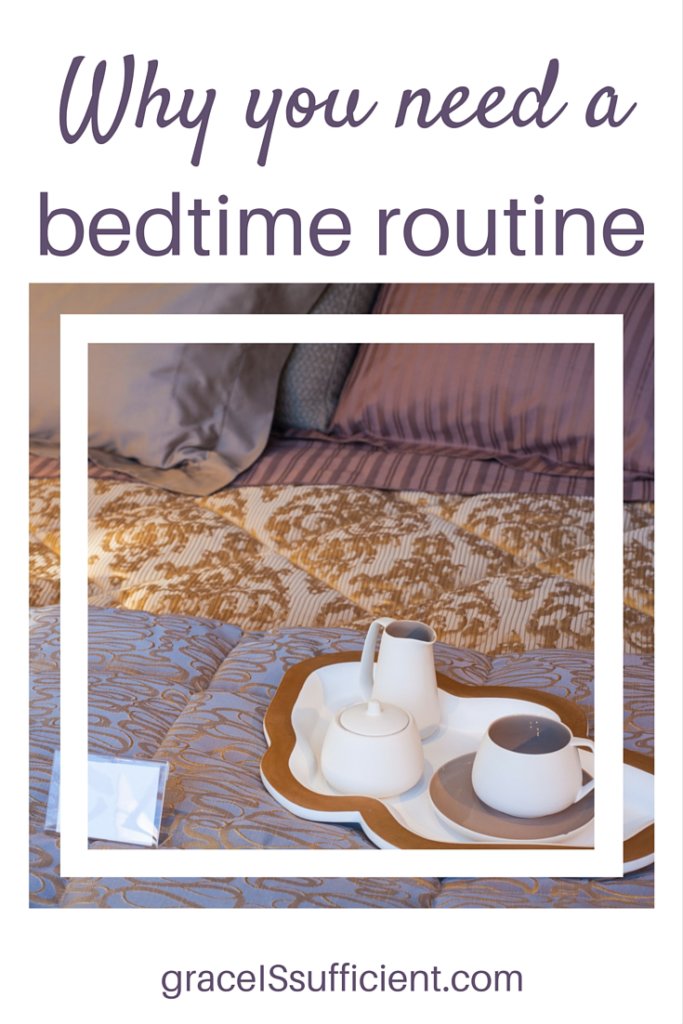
[364,283,653,498]
[330,342,594,482]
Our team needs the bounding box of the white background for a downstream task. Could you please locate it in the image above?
[6,1,681,1021]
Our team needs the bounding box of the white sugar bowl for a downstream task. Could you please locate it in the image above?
[320,699,424,798]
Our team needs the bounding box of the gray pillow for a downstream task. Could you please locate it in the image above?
[310,282,380,316]
[86,343,292,495]
[273,283,379,431]
[30,282,326,449]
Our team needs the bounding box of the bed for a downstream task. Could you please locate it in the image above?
[28,281,654,909]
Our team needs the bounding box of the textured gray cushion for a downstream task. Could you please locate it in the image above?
[310,282,380,316]
[273,283,379,431]
[273,344,360,432]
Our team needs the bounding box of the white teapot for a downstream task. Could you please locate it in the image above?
[320,699,424,798]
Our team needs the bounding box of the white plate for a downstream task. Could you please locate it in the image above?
[429,752,595,844]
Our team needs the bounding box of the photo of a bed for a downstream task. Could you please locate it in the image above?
[28,281,654,908]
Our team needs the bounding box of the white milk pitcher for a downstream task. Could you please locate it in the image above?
[359,617,441,738]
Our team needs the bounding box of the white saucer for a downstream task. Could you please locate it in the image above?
[429,753,595,843]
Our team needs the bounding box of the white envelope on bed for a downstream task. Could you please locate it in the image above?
[46,751,169,846]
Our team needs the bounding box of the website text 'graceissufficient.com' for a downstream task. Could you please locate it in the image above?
[161,962,523,999]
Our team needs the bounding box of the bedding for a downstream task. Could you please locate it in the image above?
[28,281,654,910]
[28,476,654,909]
[273,282,379,431]
[274,343,360,432]
[30,607,653,909]
[372,282,654,501]
[329,343,595,484]
[29,479,653,656]
[86,343,292,494]
[29,281,326,454]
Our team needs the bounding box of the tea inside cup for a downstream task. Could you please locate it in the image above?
[488,715,573,754]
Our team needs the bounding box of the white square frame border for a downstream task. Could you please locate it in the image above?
[59,312,624,878]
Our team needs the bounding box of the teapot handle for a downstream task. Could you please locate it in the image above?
[359,617,395,698]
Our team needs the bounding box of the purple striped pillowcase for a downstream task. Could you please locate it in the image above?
[329,342,594,480]
[371,282,653,488]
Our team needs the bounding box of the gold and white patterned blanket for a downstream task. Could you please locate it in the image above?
[29,478,653,656]
[28,475,654,908]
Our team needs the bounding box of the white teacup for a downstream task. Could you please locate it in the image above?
[471,714,594,818]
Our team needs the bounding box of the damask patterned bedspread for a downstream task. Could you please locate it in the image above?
[29,607,654,909]
[29,477,654,907]
[29,478,654,656]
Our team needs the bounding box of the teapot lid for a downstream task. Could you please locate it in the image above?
[338,700,410,737]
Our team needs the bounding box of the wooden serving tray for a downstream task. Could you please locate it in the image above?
[261,653,654,869]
